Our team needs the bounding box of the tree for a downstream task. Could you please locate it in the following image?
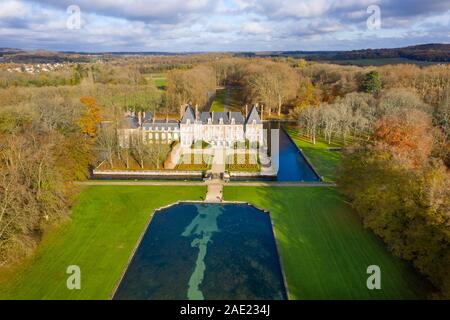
[337,108,450,298]
[131,131,146,169]
[242,61,298,117]
[361,70,381,94]
[79,96,101,137]
[96,123,117,169]
[378,89,431,117]
[373,109,434,168]
[293,105,320,144]
[166,65,216,113]
[320,103,339,144]
[295,81,321,110]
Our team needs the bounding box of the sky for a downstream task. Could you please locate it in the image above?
[0,0,449,52]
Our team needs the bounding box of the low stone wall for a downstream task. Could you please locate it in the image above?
[92,169,204,180]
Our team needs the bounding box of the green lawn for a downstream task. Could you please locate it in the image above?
[224,186,430,300]
[0,186,206,300]
[210,88,226,112]
[147,73,166,89]
[154,77,166,89]
[210,87,243,113]
[285,128,342,181]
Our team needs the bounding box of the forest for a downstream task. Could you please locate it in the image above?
[0,54,449,298]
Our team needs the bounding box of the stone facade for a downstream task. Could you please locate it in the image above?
[118,105,264,149]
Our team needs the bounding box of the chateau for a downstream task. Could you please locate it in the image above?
[119,105,264,148]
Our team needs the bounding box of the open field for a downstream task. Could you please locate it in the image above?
[147,73,166,89]
[224,186,431,299]
[210,88,226,112]
[210,87,244,112]
[0,186,206,300]
[285,128,342,181]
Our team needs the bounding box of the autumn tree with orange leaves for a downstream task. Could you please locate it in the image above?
[79,96,101,137]
[337,109,450,298]
[373,110,434,168]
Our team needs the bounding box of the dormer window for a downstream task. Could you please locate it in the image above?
[187,119,191,125]
[208,118,212,124]
[252,120,256,125]
[219,118,223,124]
[231,118,235,125]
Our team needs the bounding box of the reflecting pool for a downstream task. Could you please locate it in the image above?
[113,203,287,300]
[266,122,321,182]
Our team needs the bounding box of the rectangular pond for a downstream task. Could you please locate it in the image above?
[231,122,321,182]
[113,203,287,300]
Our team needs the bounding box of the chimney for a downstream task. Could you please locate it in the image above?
[245,105,248,117]
[261,105,264,121]
[212,111,214,123]
[143,111,146,120]
[138,111,142,126]
[195,104,199,120]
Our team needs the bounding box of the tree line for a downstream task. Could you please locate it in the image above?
[0,91,96,265]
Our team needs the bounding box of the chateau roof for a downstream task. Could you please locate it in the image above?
[142,121,179,130]
[181,105,195,124]
[200,111,245,125]
[120,104,260,129]
[142,112,153,122]
[246,105,262,124]
[119,116,139,129]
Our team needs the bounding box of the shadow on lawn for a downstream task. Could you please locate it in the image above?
[250,186,432,300]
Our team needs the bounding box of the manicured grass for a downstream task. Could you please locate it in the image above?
[285,128,342,181]
[224,186,430,300]
[154,77,166,89]
[210,87,243,113]
[0,186,206,300]
[210,89,226,112]
[147,73,166,89]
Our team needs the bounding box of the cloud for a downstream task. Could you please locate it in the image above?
[241,22,270,35]
[23,0,217,23]
[0,0,30,19]
[0,0,448,51]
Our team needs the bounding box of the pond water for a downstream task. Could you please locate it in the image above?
[253,122,321,182]
[273,128,321,182]
[113,203,287,300]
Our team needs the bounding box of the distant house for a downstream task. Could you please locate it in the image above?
[118,105,264,148]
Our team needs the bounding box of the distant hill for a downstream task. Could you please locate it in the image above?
[1,43,449,64]
[0,49,92,63]
[242,43,450,64]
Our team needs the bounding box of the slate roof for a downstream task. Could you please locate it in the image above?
[245,105,262,124]
[121,104,260,130]
[180,105,195,124]
[119,116,139,129]
[142,112,153,122]
[200,111,245,125]
[142,120,179,131]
